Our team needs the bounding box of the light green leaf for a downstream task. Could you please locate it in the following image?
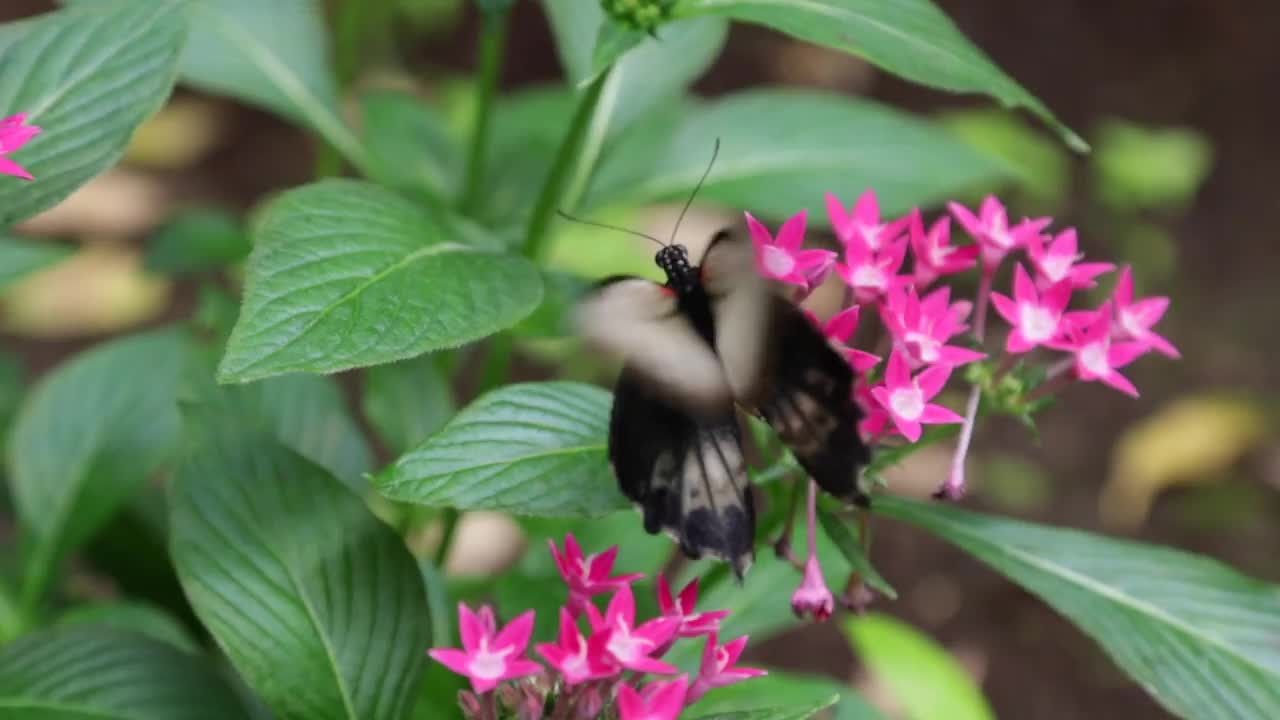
[676,0,1083,150]
[360,91,461,200]
[57,600,199,653]
[217,180,542,383]
[0,626,245,720]
[690,671,881,719]
[7,329,184,605]
[586,90,1007,222]
[686,696,838,720]
[876,496,1280,720]
[0,1,185,228]
[0,237,73,288]
[362,354,456,456]
[145,208,250,275]
[179,0,370,171]
[844,613,994,720]
[817,508,896,599]
[169,419,432,720]
[375,381,627,516]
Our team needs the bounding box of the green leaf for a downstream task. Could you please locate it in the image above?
[0,1,185,228]
[676,0,1083,150]
[361,354,455,456]
[179,0,370,171]
[360,91,461,200]
[0,626,245,720]
[586,90,1007,222]
[1092,119,1214,212]
[686,696,838,720]
[375,381,627,516]
[145,209,251,275]
[816,508,896,599]
[217,179,543,383]
[0,237,73,288]
[169,420,432,720]
[57,600,199,653]
[690,671,881,719]
[844,613,994,720]
[0,352,24,457]
[876,496,1280,720]
[7,329,184,606]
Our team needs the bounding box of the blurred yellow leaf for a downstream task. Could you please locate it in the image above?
[124,97,225,170]
[1101,395,1270,531]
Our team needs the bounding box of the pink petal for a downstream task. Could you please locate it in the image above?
[1100,369,1140,398]
[882,237,908,274]
[1069,261,1115,287]
[853,188,879,224]
[869,386,892,412]
[920,403,965,424]
[634,616,680,647]
[564,533,585,565]
[894,417,923,443]
[616,683,646,718]
[947,201,982,238]
[677,579,700,613]
[1128,297,1170,328]
[824,305,861,342]
[989,292,1019,326]
[645,677,691,718]
[978,195,1005,223]
[847,348,882,372]
[503,658,544,680]
[825,192,853,242]
[775,210,808,252]
[1012,263,1037,303]
[934,345,986,367]
[743,212,773,249]
[1109,341,1149,369]
[494,610,536,654]
[1146,331,1181,359]
[428,648,473,677]
[656,575,676,615]
[458,604,489,652]
[1042,279,1074,314]
[1006,329,1036,354]
[793,248,837,273]
[885,350,910,388]
[608,584,637,626]
[587,545,619,581]
[916,364,953,400]
[719,636,750,668]
[0,156,34,180]
[1113,266,1135,307]
[1050,228,1078,256]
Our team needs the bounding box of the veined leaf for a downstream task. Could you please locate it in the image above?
[876,496,1280,720]
[689,671,881,719]
[0,237,73,288]
[57,601,199,653]
[686,696,838,720]
[361,354,456,456]
[217,180,542,383]
[375,381,627,516]
[0,1,185,227]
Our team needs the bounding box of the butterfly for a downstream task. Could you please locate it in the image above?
[571,147,872,578]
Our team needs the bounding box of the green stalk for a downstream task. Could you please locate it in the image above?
[521,68,613,260]
[459,7,511,214]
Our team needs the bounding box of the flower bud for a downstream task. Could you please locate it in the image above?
[600,0,677,34]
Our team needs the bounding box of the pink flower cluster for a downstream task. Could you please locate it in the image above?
[429,534,764,720]
[0,113,40,181]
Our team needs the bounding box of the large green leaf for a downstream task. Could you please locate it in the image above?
[169,419,431,720]
[375,381,626,516]
[145,209,251,276]
[217,180,542,383]
[0,237,73,288]
[57,600,199,653]
[876,496,1280,720]
[361,354,456,456]
[7,329,184,605]
[690,671,881,719]
[360,91,461,200]
[586,90,1007,222]
[686,696,838,720]
[179,0,369,171]
[676,0,1083,150]
[0,626,245,720]
[0,1,185,228]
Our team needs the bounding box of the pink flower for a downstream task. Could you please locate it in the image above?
[656,576,729,639]
[745,210,837,288]
[807,306,881,372]
[1025,228,1115,289]
[1112,266,1180,358]
[0,113,41,181]
[990,264,1074,353]
[835,234,909,304]
[825,190,911,252]
[586,585,679,674]
[791,553,834,621]
[616,676,689,720]
[881,285,985,369]
[1054,304,1149,397]
[429,604,542,693]
[948,196,1050,271]
[909,213,978,287]
[549,534,642,616]
[870,351,963,442]
[535,608,616,685]
[854,380,890,439]
[687,632,767,705]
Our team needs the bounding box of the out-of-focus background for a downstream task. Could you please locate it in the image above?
[3,2,1277,718]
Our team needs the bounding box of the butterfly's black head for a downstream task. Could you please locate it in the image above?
[655,244,697,291]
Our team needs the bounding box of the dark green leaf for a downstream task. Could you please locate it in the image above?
[817,508,895,599]
[587,90,1007,222]
[0,1,186,227]
[145,209,250,275]
[876,496,1280,720]
[360,91,461,200]
[57,601,199,653]
[686,695,838,720]
[0,237,72,288]
[218,180,542,383]
[676,0,1083,150]
[0,352,24,456]
[689,671,880,719]
[0,626,245,720]
[376,381,626,516]
[169,420,432,720]
[362,354,456,456]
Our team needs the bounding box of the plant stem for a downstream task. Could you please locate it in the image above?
[941,270,994,500]
[460,7,510,215]
[433,508,461,567]
[522,68,613,260]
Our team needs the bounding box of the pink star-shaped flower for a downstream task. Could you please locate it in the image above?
[825,189,911,252]
[535,608,617,685]
[909,213,978,287]
[745,210,837,289]
[1112,266,1180,358]
[548,533,642,616]
[854,379,891,440]
[687,631,767,705]
[0,113,41,181]
[948,195,1050,272]
[805,306,881,372]
[616,676,690,720]
[656,576,729,639]
[585,584,679,674]
[428,604,542,693]
[870,351,964,442]
[990,263,1074,353]
[881,285,986,369]
[835,234,909,305]
[1053,303,1150,397]
[790,553,835,622]
[1025,228,1115,289]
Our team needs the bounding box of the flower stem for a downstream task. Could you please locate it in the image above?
[433,508,461,567]
[772,476,805,566]
[805,480,819,560]
[940,270,994,499]
[521,68,613,260]
[1027,369,1076,403]
[459,6,510,215]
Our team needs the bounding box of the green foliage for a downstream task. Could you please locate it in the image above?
[145,209,251,275]
[0,237,73,288]
[1093,119,1214,212]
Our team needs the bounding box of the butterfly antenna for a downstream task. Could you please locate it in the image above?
[668,137,721,245]
[555,210,666,247]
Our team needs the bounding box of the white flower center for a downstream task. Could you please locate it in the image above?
[1080,341,1110,377]
[858,222,882,250]
[851,264,885,290]
[1040,255,1072,282]
[929,244,953,267]
[1020,304,1057,343]
[905,332,939,363]
[889,386,924,421]
[468,641,510,680]
[761,246,795,276]
[607,621,651,663]
[1118,308,1145,339]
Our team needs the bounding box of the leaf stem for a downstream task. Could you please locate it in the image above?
[433,508,461,568]
[460,6,510,215]
[521,68,613,260]
[942,270,994,500]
